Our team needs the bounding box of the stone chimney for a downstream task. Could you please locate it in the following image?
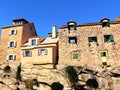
[52,25,57,38]
[116,16,120,21]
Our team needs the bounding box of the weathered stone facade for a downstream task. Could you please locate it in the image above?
[0,18,37,65]
[59,18,120,66]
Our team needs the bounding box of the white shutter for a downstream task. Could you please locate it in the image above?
[23,51,25,57]
[14,29,17,35]
[13,55,16,60]
[13,41,15,47]
[6,55,9,60]
[9,30,11,35]
[7,42,10,48]
[36,39,38,45]
[45,49,48,55]
[14,41,16,47]
[28,39,31,46]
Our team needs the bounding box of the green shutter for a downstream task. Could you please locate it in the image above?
[74,24,76,30]
[107,22,110,27]
[101,52,106,57]
[110,35,114,42]
[68,25,70,30]
[95,37,97,42]
[73,52,79,59]
[101,52,103,57]
[88,37,92,42]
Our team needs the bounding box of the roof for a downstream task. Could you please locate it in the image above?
[41,37,58,44]
[59,21,120,29]
[21,36,45,47]
[13,18,29,23]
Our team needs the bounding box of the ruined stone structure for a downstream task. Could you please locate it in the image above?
[59,16,120,66]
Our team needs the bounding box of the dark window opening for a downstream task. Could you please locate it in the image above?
[68,25,76,30]
[23,51,32,57]
[38,49,48,55]
[10,42,14,47]
[31,39,37,46]
[100,52,106,57]
[69,37,77,44]
[102,22,110,27]
[88,36,97,42]
[9,55,14,60]
[104,35,114,42]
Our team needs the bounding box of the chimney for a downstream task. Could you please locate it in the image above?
[52,25,57,38]
[116,16,120,21]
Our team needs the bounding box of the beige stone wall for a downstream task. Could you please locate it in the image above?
[0,26,23,64]
[0,23,37,64]
[21,45,57,65]
[59,24,120,66]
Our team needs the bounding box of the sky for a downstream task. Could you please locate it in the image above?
[0,0,120,37]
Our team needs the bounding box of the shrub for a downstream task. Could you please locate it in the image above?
[65,66,78,85]
[15,63,21,81]
[86,78,98,89]
[51,82,64,90]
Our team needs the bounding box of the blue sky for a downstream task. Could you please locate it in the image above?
[0,0,120,37]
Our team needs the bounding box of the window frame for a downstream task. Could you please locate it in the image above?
[72,52,79,60]
[104,35,114,42]
[29,38,38,46]
[6,54,16,60]
[102,22,110,27]
[9,29,17,35]
[100,51,107,57]
[38,49,48,55]
[23,50,32,57]
[88,36,97,43]
[7,41,16,48]
[69,37,77,44]
[68,25,76,30]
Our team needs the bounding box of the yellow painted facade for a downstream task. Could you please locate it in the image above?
[0,19,58,68]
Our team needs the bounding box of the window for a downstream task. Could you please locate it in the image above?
[67,21,77,30]
[69,37,77,44]
[38,49,47,55]
[72,52,79,60]
[68,25,76,30]
[88,36,97,42]
[100,51,107,57]
[102,22,110,27]
[29,39,38,46]
[23,50,32,57]
[31,39,37,46]
[6,54,16,60]
[8,41,16,48]
[9,29,17,35]
[104,35,114,42]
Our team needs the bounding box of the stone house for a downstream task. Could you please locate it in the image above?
[21,25,58,68]
[59,16,120,66]
[0,19,58,68]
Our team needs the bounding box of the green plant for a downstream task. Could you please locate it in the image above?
[65,66,78,86]
[51,82,64,90]
[86,78,98,89]
[3,66,11,72]
[15,63,21,81]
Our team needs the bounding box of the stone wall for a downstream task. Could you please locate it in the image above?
[59,23,120,66]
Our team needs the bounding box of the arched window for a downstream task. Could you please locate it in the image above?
[101,18,110,27]
[67,20,77,30]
